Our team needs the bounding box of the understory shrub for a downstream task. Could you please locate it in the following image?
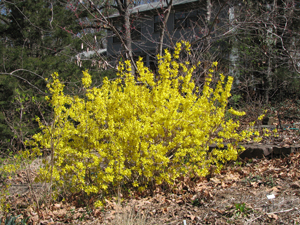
[26,41,259,207]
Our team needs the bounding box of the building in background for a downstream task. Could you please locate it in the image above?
[106,0,213,69]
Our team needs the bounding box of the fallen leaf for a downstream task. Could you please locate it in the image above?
[212,209,226,214]
[290,182,300,189]
[224,173,240,181]
[94,208,101,217]
[271,187,280,193]
[187,214,195,220]
[251,182,259,188]
[221,182,227,188]
[210,177,221,184]
[31,215,39,223]
[73,212,81,220]
[268,213,278,220]
[162,207,168,214]
[53,203,61,209]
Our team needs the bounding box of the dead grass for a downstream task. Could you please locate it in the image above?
[103,206,149,225]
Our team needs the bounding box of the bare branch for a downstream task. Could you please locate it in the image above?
[1,69,46,94]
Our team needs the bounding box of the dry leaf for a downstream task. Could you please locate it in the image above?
[53,203,61,209]
[73,212,81,220]
[210,177,221,184]
[268,213,278,220]
[162,207,168,214]
[271,187,280,193]
[221,182,227,188]
[31,215,39,223]
[251,182,259,188]
[94,209,101,217]
[290,181,300,189]
[187,214,196,220]
[224,173,240,181]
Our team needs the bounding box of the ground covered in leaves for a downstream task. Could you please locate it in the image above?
[2,148,300,224]
[2,102,300,224]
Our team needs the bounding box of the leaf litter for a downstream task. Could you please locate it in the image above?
[2,119,300,224]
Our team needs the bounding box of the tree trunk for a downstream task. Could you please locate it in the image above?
[124,8,135,74]
[158,0,173,56]
[229,6,240,83]
[265,53,272,104]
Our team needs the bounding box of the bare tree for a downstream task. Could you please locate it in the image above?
[75,0,231,76]
[226,0,300,103]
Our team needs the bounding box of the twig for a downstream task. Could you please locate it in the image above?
[267,207,295,215]
[246,214,263,224]
[246,207,296,224]
[25,164,42,221]
[1,69,46,94]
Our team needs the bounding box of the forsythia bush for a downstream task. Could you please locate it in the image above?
[27,41,258,206]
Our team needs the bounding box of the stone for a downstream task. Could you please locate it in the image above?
[273,147,293,156]
[239,144,273,159]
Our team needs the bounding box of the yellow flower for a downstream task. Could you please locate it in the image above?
[94,200,104,208]
[82,70,92,88]
[27,41,264,208]
[228,108,246,116]
[258,114,265,120]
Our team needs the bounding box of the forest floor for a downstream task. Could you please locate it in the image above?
[2,103,300,224]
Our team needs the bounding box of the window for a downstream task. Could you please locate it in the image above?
[154,15,163,33]
[113,21,123,43]
[132,26,141,41]
[174,12,186,29]
[187,10,199,27]
[113,21,141,42]
[174,10,201,29]
[113,35,121,43]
